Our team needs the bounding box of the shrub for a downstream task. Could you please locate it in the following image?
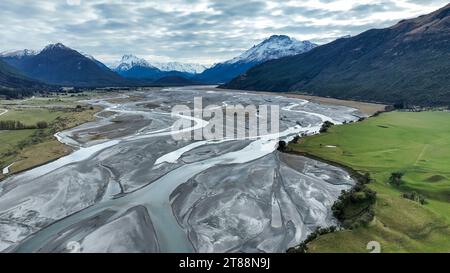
[36,121,48,129]
[361,172,372,184]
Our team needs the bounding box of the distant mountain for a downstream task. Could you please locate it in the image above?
[196,35,317,84]
[113,54,153,72]
[224,4,450,107]
[112,55,205,81]
[1,43,129,87]
[0,49,37,68]
[152,62,208,74]
[113,54,163,80]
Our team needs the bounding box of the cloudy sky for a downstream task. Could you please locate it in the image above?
[0,0,448,65]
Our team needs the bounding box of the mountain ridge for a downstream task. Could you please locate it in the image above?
[223,4,450,107]
[196,35,317,84]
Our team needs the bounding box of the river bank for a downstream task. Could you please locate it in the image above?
[287,111,450,252]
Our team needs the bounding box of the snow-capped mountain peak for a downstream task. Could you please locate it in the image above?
[42,43,71,52]
[226,35,317,64]
[114,54,154,71]
[0,49,38,58]
[152,62,208,74]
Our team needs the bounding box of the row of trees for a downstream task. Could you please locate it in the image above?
[287,226,337,253]
[0,88,35,99]
[0,120,48,130]
[332,173,376,229]
[402,191,427,205]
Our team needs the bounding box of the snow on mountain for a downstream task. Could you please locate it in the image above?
[42,43,70,52]
[79,52,112,71]
[112,55,207,74]
[0,49,38,58]
[226,35,317,64]
[152,62,208,74]
[113,54,155,72]
[196,35,318,83]
[80,52,98,61]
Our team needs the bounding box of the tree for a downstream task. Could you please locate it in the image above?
[291,135,301,144]
[277,140,287,152]
[389,172,404,186]
[36,121,48,129]
[320,121,334,133]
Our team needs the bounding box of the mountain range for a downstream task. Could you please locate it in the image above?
[196,35,317,83]
[1,4,449,106]
[224,4,450,107]
[151,62,207,74]
[111,54,203,83]
[111,55,207,75]
[0,35,316,88]
[1,43,129,87]
[111,35,314,84]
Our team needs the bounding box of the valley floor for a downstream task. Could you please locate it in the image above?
[0,86,363,252]
[0,93,102,179]
[1,88,448,253]
[289,111,450,252]
[216,87,387,116]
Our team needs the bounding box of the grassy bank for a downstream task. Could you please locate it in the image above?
[289,111,450,252]
[0,96,99,179]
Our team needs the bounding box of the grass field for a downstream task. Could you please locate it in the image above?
[0,108,63,126]
[289,111,450,252]
[0,97,99,178]
[0,92,99,108]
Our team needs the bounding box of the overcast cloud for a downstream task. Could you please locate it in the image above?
[0,0,447,65]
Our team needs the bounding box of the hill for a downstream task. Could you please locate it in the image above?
[0,59,50,98]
